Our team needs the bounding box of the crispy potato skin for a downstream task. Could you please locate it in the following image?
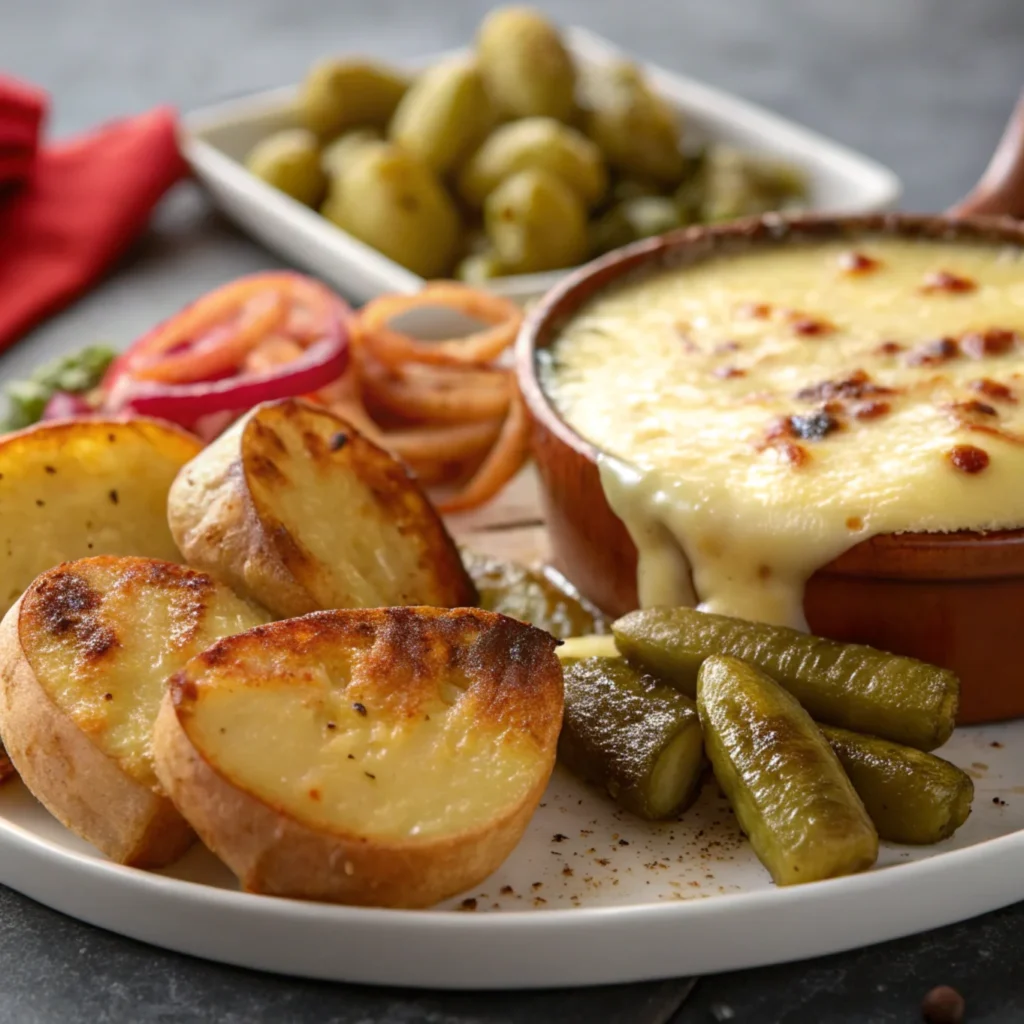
[0,418,202,617]
[0,592,195,867]
[0,556,267,867]
[168,399,477,618]
[153,607,563,907]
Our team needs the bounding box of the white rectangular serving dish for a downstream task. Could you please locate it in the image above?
[181,27,901,305]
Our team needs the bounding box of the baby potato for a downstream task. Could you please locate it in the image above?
[321,143,460,278]
[583,62,684,184]
[484,168,587,274]
[299,59,408,139]
[477,6,576,121]
[389,57,495,174]
[245,129,326,207]
[458,117,608,208]
[320,128,384,179]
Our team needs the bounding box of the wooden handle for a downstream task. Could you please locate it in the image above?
[948,90,1024,219]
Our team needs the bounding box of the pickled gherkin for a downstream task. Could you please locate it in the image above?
[614,607,958,751]
[560,657,705,819]
[820,726,973,845]
[462,549,608,639]
[698,656,878,885]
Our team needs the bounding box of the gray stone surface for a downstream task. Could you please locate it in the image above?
[0,0,1022,1020]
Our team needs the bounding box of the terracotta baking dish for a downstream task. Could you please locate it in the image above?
[517,136,1024,724]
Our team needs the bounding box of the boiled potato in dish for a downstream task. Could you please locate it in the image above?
[484,168,589,274]
[320,128,384,180]
[458,117,607,208]
[245,128,326,207]
[321,143,460,278]
[388,57,495,174]
[153,607,564,907]
[583,61,684,184]
[168,398,477,619]
[477,6,576,121]
[0,418,201,618]
[0,556,269,866]
[299,59,407,139]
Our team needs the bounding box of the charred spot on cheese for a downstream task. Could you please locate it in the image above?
[920,270,977,294]
[795,369,894,403]
[837,251,881,275]
[737,301,773,320]
[947,444,990,474]
[961,329,1018,359]
[948,399,998,419]
[875,340,904,356]
[971,378,1017,403]
[788,410,841,441]
[906,337,959,366]
[850,400,891,420]
[713,366,746,380]
[330,431,349,451]
[789,315,835,337]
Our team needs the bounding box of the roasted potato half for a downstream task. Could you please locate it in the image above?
[0,556,269,866]
[0,418,202,617]
[168,399,477,618]
[153,607,564,908]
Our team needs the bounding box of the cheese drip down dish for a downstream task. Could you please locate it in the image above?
[543,235,1024,632]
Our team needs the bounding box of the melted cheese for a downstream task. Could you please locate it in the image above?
[544,238,1024,628]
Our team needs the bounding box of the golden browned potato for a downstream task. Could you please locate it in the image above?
[298,59,408,139]
[477,6,576,121]
[0,557,269,866]
[458,117,608,208]
[321,143,460,278]
[244,128,326,206]
[168,399,477,618]
[153,607,564,907]
[388,57,495,174]
[0,418,202,618]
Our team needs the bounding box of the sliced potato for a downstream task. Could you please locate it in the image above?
[0,418,202,617]
[153,607,563,907]
[168,399,477,618]
[0,556,269,866]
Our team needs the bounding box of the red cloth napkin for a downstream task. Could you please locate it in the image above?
[0,78,188,351]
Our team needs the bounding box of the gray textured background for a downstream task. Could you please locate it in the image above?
[1,1,1023,1021]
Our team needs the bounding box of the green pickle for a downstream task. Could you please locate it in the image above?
[613,607,958,751]
[560,657,705,819]
[820,725,973,845]
[698,655,878,885]
[462,549,608,639]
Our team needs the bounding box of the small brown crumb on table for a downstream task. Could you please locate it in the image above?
[921,984,965,1023]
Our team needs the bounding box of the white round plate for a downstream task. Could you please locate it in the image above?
[0,718,1021,989]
